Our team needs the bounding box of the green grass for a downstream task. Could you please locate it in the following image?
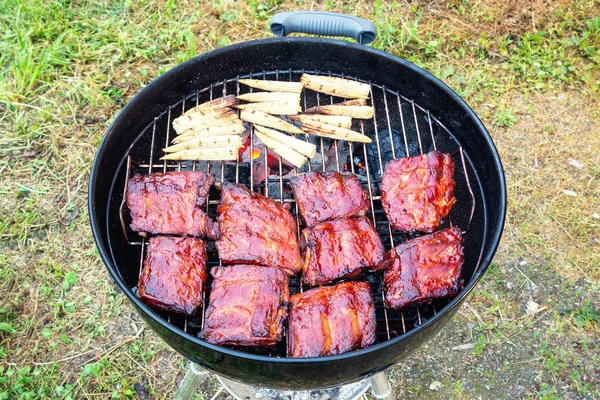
[1,0,599,399]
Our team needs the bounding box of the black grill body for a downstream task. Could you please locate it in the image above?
[89,38,506,390]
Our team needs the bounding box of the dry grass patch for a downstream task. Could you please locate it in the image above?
[1,0,599,399]
[487,90,600,279]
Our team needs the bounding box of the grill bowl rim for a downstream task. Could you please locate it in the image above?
[88,37,507,365]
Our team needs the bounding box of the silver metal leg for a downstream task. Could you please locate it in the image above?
[174,363,211,400]
[369,372,393,399]
[173,364,393,400]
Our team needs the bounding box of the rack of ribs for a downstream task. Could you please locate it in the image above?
[289,172,370,228]
[137,236,207,315]
[126,171,217,237]
[381,151,455,232]
[216,182,302,276]
[382,227,464,309]
[200,265,289,348]
[301,217,384,286]
[288,281,376,358]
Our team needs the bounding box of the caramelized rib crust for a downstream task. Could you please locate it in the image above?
[381,151,455,232]
[126,171,216,237]
[137,236,207,315]
[288,281,376,358]
[216,182,302,276]
[382,227,464,309]
[201,265,289,348]
[301,217,385,286]
[289,172,369,228]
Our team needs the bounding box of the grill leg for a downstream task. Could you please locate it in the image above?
[370,371,393,399]
[174,363,210,400]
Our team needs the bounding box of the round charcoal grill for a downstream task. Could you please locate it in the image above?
[89,12,506,391]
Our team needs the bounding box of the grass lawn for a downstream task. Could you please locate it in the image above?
[1,0,599,399]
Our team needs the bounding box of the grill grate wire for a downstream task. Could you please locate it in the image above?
[117,69,478,357]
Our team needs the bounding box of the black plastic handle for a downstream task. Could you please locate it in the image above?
[270,11,377,45]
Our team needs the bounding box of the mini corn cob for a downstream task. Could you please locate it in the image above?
[234,101,301,115]
[254,125,316,159]
[254,130,307,168]
[237,92,301,103]
[238,79,303,93]
[240,109,303,134]
[303,105,374,119]
[163,135,243,153]
[300,120,372,143]
[160,146,239,161]
[288,114,353,129]
[300,74,370,99]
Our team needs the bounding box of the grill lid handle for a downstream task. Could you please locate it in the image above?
[270,11,377,45]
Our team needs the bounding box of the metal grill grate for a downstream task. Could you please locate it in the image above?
[117,69,477,357]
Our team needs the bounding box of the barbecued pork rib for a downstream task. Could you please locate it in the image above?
[288,281,376,358]
[126,171,217,237]
[137,236,207,315]
[201,265,289,348]
[301,217,385,286]
[215,182,302,276]
[289,172,370,228]
[381,151,455,233]
[382,227,464,309]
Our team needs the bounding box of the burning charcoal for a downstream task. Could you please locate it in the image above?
[264,178,294,202]
[239,140,268,184]
[240,133,296,185]
[344,154,366,175]
[236,163,251,183]
[323,139,350,172]
[207,162,248,183]
[297,152,326,173]
[342,150,378,194]
[366,129,408,182]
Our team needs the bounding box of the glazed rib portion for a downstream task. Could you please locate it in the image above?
[382,227,464,309]
[288,281,376,358]
[381,151,455,232]
[289,172,370,228]
[126,171,216,237]
[301,217,385,286]
[216,182,302,276]
[137,236,207,315]
[201,265,289,348]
